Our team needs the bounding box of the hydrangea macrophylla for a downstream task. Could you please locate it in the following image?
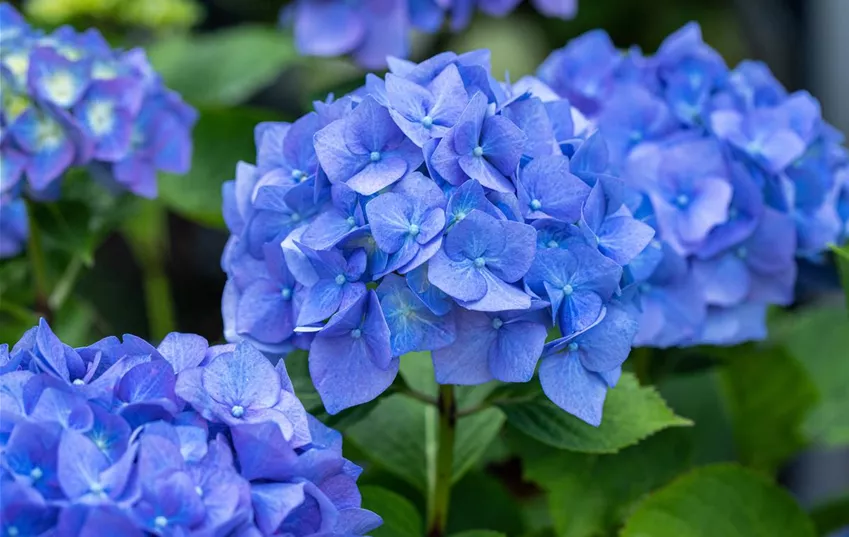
[538,22,848,347]
[284,0,578,68]
[0,198,29,257]
[0,4,196,258]
[0,320,381,536]
[222,49,656,425]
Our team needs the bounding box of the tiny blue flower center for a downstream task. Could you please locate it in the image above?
[547,240,559,248]
[29,467,43,480]
[408,223,420,236]
[650,239,662,249]
[675,194,690,207]
[728,207,739,220]
[567,342,579,352]
[154,516,168,529]
[290,212,301,223]
[562,284,573,295]
[280,288,293,300]
[639,283,652,293]
[455,211,467,221]
[335,274,347,285]
[421,115,433,128]
[736,246,748,259]
[72,378,85,386]
[370,151,381,162]
[351,328,362,339]
[472,146,484,158]
[195,486,204,497]
[230,405,245,418]
[291,169,304,180]
[346,216,357,227]
[90,482,104,494]
[8,527,19,537]
[474,257,486,268]
[491,318,504,330]
[530,199,542,211]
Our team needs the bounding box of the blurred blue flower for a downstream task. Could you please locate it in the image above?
[0,5,196,258]
[540,23,847,347]
[222,49,650,426]
[0,320,380,537]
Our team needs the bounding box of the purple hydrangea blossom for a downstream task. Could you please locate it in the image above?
[222,49,653,426]
[538,22,848,347]
[0,320,380,536]
[0,5,196,258]
[285,0,578,68]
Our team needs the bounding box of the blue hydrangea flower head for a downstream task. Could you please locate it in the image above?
[0,5,197,259]
[285,0,578,68]
[539,23,847,347]
[222,48,653,425]
[0,320,380,536]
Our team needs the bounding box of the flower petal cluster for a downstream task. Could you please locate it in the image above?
[285,0,578,69]
[0,5,197,258]
[537,23,848,347]
[0,320,380,536]
[222,49,653,426]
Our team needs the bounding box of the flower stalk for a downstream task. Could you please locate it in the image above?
[428,384,456,537]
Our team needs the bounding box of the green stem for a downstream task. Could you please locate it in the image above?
[48,255,83,311]
[26,200,52,322]
[427,384,456,537]
[632,346,653,385]
[124,201,176,341]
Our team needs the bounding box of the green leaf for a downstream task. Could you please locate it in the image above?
[515,427,692,537]
[281,350,323,413]
[447,472,526,536]
[360,486,422,537]
[621,464,816,537]
[811,493,849,536]
[158,106,281,228]
[147,26,298,106]
[772,307,849,447]
[499,373,691,453]
[347,392,505,491]
[717,345,818,473]
[830,244,849,312]
[450,520,498,537]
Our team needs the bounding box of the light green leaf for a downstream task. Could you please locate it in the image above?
[718,346,818,473]
[147,26,298,106]
[452,407,505,482]
[158,106,280,228]
[772,307,849,447]
[499,374,691,453]
[621,464,816,537]
[449,532,506,537]
[360,486,422,537]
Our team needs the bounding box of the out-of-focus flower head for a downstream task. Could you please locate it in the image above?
[537,22,848,347]
[221,48,654,426]
[0,4,197,258]
[284,0,578,69]
[0,320,380,536]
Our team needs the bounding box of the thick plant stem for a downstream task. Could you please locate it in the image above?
[427,384,456,537]
[124,200,176,341]
[26,201,52,322]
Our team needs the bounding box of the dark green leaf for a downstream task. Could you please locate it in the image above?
[452,407,505,483]
[621,464,816,537]
[499,374,691,453]
[830,244,849,312]
[360,486,422,537]
[147,26,298,106]
[449,532,506,537]
[158,106,281,227]
[772,307,849,447]
[281,350,323,413]
[811,493,849,536]
[448,472,524,535]
[718,345,818,473]
[517,428,692,537]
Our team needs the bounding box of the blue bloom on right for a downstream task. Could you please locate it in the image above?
[538,23,848,347]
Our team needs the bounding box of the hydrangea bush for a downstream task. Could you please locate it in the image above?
[221,49,659,426]
[0,320,379,536]
[538,23,849,347]
[285,0,578,68]
[0,3,197,259]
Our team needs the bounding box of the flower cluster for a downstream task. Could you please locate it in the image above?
[0,4,197,258]
[285,0,577,69]
[537,24,849,347]
[222,50,654,426]
[0,320,380,536]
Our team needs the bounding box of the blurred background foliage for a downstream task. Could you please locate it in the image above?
[1,0,847,535]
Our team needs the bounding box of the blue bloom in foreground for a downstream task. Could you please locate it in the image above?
[0,320,380,536]
[285,0,578,68]
[222,49,653,425]
[538,22,848,347]
[0,4,197,258]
